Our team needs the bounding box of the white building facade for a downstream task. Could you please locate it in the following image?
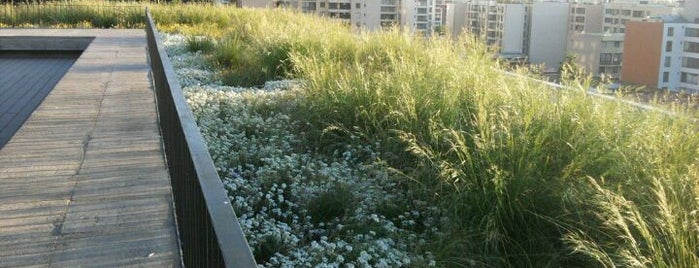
[463,1,529,56]
[279,0,439,34]
[661,23,699,91]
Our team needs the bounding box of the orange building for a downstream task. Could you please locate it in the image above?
[620,21,664,88]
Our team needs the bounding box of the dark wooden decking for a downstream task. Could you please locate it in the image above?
[0,51,81,148]
[0,30,181,267]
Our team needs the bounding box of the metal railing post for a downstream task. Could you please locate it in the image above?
[144,8,257,268]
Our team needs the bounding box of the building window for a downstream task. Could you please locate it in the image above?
[302,2,317,10]
[665,56,671,68]
[621,10,631,16]
[576,8,585,14]
[615,41,621,48]
[356,3,361,9]
[685,42,699,53]
[683,57,699,69]
[381,6,396,12]
[666,41,673,52]
[319,2,325,8]
[575,16,585,23]
[681,72,699,85]
[632,10,644,17]
[663,72,669,83]
[574,25,584,32]
[600,53,622,65]
[380,14,397,20]
[687,28,699,38]
[668,27,674,36]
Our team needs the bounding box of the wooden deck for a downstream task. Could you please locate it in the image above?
[0,30,181,267]
[0,51,81,148]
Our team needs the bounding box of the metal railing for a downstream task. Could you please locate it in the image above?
[0,3,144,28]
[145,9,257,268]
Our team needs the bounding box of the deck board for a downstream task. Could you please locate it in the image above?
[0,30,181,267]
[0,52,80,148]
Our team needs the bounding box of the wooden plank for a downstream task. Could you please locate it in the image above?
[0,53,79,149]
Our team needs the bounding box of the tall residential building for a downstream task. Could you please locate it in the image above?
[529,2,570,72]
[434,0,449,28]
[279,0,438,34]
[602,2,676,34]
[401,0,438,33]
[566,2,678,79]
[463,1,529,57]
[452,1,569,71]
[569,3,604,34]
[568,3,625,78]
[621,19,699,92]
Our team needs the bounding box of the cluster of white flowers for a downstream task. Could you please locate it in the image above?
[163,33,440,267]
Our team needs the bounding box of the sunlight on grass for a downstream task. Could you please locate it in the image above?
[165,7,699,267]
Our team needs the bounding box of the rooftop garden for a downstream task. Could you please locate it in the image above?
[4,3,699,267]
[155,6,699,267]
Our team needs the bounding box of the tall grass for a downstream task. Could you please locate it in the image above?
[27,3,699,266]
[0,1,145,28]
[153,4,354,86]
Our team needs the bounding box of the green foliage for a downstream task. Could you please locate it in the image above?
[0,1,146,28]
[185,34,216,53]
[161,6,699,267]
[307,184,355,224]
[560,52,586,82]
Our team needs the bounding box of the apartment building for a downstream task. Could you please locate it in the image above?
[434,0,449,28]
[568,33,626,77]
[621,19,699,92]
[401,0,437,33]
[568,3,623,77]
[602,2,676,34]
[462,1,529,56]
[569,3,604,34]
[447,1,569,71]
[566,2,678,79]
[529,2,570,72]
[276,0,438,34]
